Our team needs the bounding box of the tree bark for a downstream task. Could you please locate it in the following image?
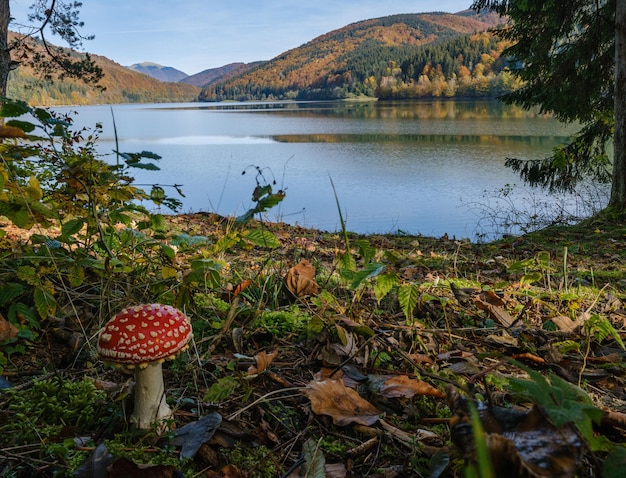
[611,0,626,211]
[0,0,10,98]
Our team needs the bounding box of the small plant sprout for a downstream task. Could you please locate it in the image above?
[97,304,193,429]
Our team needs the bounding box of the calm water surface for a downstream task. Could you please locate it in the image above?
[54,100,585,239]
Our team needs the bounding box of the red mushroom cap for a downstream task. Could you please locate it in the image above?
[97,304,192,366]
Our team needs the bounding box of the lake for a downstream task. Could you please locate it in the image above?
[53,100,598,240]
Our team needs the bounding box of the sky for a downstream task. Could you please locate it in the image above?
[9,1,474,76]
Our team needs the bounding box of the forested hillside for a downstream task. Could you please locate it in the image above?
[200,12,515,102]
[6,34,200,106]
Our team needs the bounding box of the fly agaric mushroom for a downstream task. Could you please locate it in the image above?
[97,304,192,429]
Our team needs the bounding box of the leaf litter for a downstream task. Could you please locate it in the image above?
[2,213,626,477]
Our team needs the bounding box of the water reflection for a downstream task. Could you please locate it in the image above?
[152,99,558,121]
[271,133,570,147]
[56,100,589,239]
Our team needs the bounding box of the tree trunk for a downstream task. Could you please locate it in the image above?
[0,0,10,98]
[611,0,626,211]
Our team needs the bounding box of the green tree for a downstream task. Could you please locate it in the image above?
[471,0,626,211]
[0,0,102,98]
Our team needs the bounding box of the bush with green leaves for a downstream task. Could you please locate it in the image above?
[0,99,287,370]
[0,99,186,360]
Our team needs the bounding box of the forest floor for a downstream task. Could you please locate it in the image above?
[2,211,626,477]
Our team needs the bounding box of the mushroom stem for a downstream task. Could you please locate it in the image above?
[130,361,172,429]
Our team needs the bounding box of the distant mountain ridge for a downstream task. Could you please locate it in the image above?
[180,62,266,87]
[6,31,201,106]
[127,62,189,83]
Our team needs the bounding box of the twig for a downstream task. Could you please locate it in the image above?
[227,387,303,421]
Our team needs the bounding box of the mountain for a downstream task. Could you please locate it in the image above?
[127,62,189,82]
[6,33,201,106]
[180,62,266,87]
[200,11,508,102]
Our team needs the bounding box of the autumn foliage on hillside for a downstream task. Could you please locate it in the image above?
[6,33,200,106]
[200,12,517,102]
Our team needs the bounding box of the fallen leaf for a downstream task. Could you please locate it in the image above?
[165,412,222,459]
[479,289,506,307]
[0,313,18,342]
[379,375,445,399]
[474,298,515,327]
[325,463,347,478]
[302,438,326,478]
[285,259,319,297]
[220,464,245,478]
[248,349,279,374]
[73,443,113,478]
[407,353,434,365]
[232,279,252,298]
[550,314,585,332]
[305,379,381,426]
[447,386,582,478]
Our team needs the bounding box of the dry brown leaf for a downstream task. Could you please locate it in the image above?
[0,313,18,342]
[285,259,319,297]
[448,386,582,478]
[325,463,348,477]
[551,314,586,332]
[474,298,514,327]
[248,349,279,375]
[379,375,446,399]
[407,353,434,365]
[479,289,506,307]
[220,464,244,478]
[305,379,381,426]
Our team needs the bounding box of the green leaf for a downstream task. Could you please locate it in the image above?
[0,283,25,306]
[68,265,85,288]
[301,438,326,478]
[8,302,39,328]
[374,272,399,303]
[159,244,176,260]
[242,228,280,248]
[149,213,166,232]
[307,316,325,341]
[203,376,237,403]
[398,283,419,323]
[338,251,356,274]
[0,99,30,118]
[350,262,385,289]
[131,162,160,171]
[171,233,207,247]
[520,272,542,285]
[16,266,39,286]
[602,446,626,478]
[150,186,165,204]
[354,239,375,264]
[61,218,86,237]
[34,286,56,319]
[6,119,37,133]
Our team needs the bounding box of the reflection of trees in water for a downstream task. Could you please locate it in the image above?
[271,133,571,148]
[199,100,561,121]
